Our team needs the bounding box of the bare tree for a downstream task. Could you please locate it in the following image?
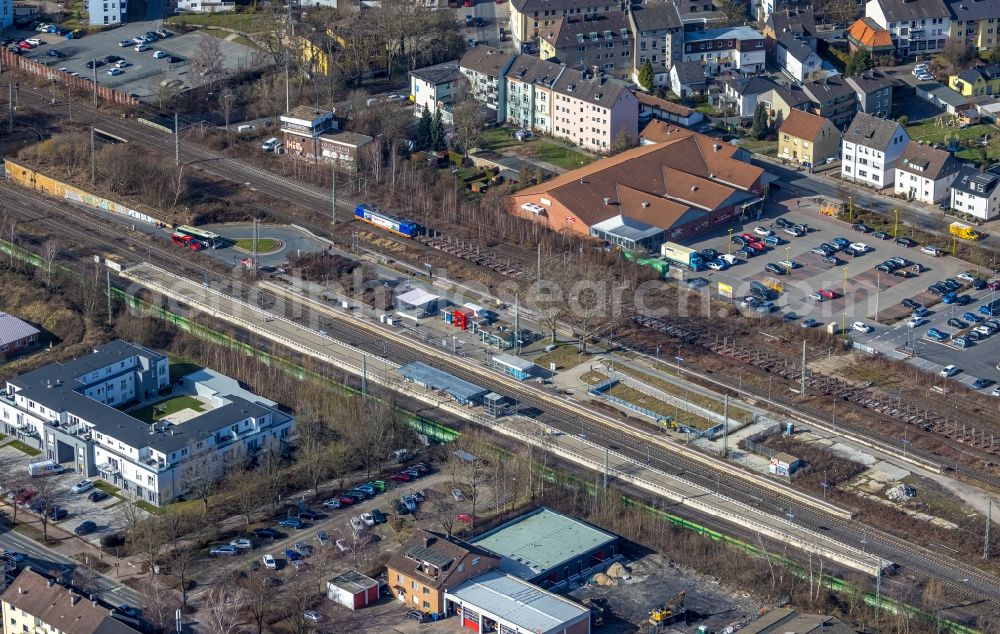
[171,166,188,208]
[191,34,226,84]
[0,210,18,268]
[115,491,145,538]
[135,576,181,634]
[451,99,482,156]
[203,584,248,634]
[219,91,236,144]
[523,278,565,343]
[239,570,279,634]
[563,256,620,354]
[40,239,60,287]
[226,468,267,528]
[31,475,67,541]
[716,0,748,25]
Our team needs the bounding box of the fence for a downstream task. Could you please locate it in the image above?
[588,377,670,425]
[740,423,784,459]
[0,50,139,107]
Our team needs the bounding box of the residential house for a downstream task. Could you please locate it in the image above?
[864,0,950,58]
[947,0,1000,51]
[550,66,639,152]
[85,0,124,25]
[175,0,235,12]
[627,1,685,86]
[763,8,817,45]
[0,340,295,505]
[682,26,767,75]
[777,32,823,82]
[280,106,339,162]
[1,569,143,634]
[459,46,517,115]
[460,51,638,153]
[508,0,623,51]
[669,60,707,98]
[894,141,961,203]
[950,166,1000,219]
[386,529,500,615]
[636,91,705,127]
[510,126,767,249]
[917,82,971,113]
[723,76,778,117]
[409,61,464,120]
[841,111,910,188]
[318,131,373,168]
[759,83,812,126]
[846,70,896,118]
[801,76,858,128]
[539,14,633,81]
[847,17,896,59]
[758,0,813,23]
[0,312,39,359]
[949,64,1000,96]
[778,109,841,166]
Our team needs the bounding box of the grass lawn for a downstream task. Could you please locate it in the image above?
[8,440,41,457]
[136,500,163,515]
[904,121,1000,161]
[694,103,720,117]
[533,344,591,371]
[165,12,271,33]
[130,395,205,423]
[615,366,753,423]
[234,238,281,253]
[605,381,715,430]
[477,128,596,171]
[94,481,123,499]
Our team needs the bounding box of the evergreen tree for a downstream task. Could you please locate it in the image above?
[416,105,432,150]
[845,46,873,77]
[750,102,767,140]
[431,108,445,151]
[638,60,655,92]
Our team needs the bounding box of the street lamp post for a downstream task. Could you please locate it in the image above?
[728,228,734,254]
[893,208,900,238]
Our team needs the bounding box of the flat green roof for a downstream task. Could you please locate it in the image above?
[471,508,617,578]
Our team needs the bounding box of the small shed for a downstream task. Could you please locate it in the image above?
[769,452,801,477]
[395,288,440,319]
[483,392,513,418]
[327,571,379,610]
[491,354,536,380]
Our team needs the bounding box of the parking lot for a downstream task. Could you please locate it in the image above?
[0,443,127,549]
[5,22,259,99]
[680,195,1000,389]
[452,0,509,49]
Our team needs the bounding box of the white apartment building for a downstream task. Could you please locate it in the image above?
[682,26,766,75]
[893,141,960,204]
[458,46,638,153]
[950,166,1000,219]
[0,341,294,505]
[865,0,949,57]
[409,61,462,122]
[175,0,236,12]
[85,0,126,25]
[841,112,910,188]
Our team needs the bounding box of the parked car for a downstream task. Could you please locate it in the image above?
[852,321,873,333]
[947,318,968,329]
[153,50,168,59]
[452,488,465,501]
[921,245,943,256]
[390,473,411,482]
[940,364,959,377]
[848,242,870,253]
[262,554,277,569]
[926,328,949,341]
[361,512,375,526]
[322,498,342,509]
[210,545,238,556]
[118,40,133,47]
[764,263,785,275]
[706,260,727,271]
[973,378,993,390]
[371,509,387,524]
[253,527,283,540]
[230,538,253,550]
[873,231,890,240]
[818,289,837,299]
[116,605,140,619]
[408,610,429,623]
[901,298,920,310]
[278,517,304,529]
[400,495,417,512]
[47,507,68,521]
[74,520,97,535]
[315,531,331,546]
[964,312,983,324]
[753,226,773,237]
[783,227,805,237]
[304,610,322,623]
[852,223,873,233]
[284,549,301,561]
[46,50,65,58]
[298,509,320,521]
[107,68,123,76]
[87,490,109,503]
[71,480,93,494]
[895,237,917,247]
[293,542,313,557]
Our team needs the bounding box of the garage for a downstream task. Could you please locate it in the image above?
[326,571,379,610]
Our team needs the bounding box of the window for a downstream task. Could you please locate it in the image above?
[472,557,481,566]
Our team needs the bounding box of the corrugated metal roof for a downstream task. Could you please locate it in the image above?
[492,353,535,372]
[396,288,439,307]
[0,312,39,347]
[400,362,488,403]
[447,571,589,633]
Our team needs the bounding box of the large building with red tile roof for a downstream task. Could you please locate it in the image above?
[509,124,768,250]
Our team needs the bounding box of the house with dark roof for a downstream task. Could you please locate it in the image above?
[0,312,39,360]
[508,0,621,50]
[1,568,142,634]
[778,110,841,166]
[510,125,767,249]
[950,166,1000,219]
[0,341,294,505]
[460,50,638,153]
[386,529,500,615]
[776,32,823,82]
[841,111,910,188]
[847,17,895,59]
[894,141,961,203]
[539,14,633,81]
[947,0,1000,51]
[763,8,817,45]
[758,0,813,23]
[845,70,896,118]
[949,64,1000,96]
[801,76,858,129]
[682,26,767,75]
[627,1,685,86]
[409,61,463,121]
[669,60,707,98]
[759,83,812,127]
[723,76,778,117]
[459,46,517,114]
[864,0,950,57]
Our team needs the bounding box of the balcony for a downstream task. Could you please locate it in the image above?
[97,463,120,477]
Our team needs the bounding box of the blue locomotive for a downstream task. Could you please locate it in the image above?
[354,204,420,238]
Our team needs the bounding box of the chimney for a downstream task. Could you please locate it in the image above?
[17,587,23,595]
[641,201,650,207]
[423,535,435,547]
[71,595,81,606]
[603,197,610,205]
[47,579,55,587]
[713,143,721,151]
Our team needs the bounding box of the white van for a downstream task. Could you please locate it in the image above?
[237,124,255,134]
[260,137,282,152]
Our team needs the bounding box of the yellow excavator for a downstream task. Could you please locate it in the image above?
[648,591,686,626]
